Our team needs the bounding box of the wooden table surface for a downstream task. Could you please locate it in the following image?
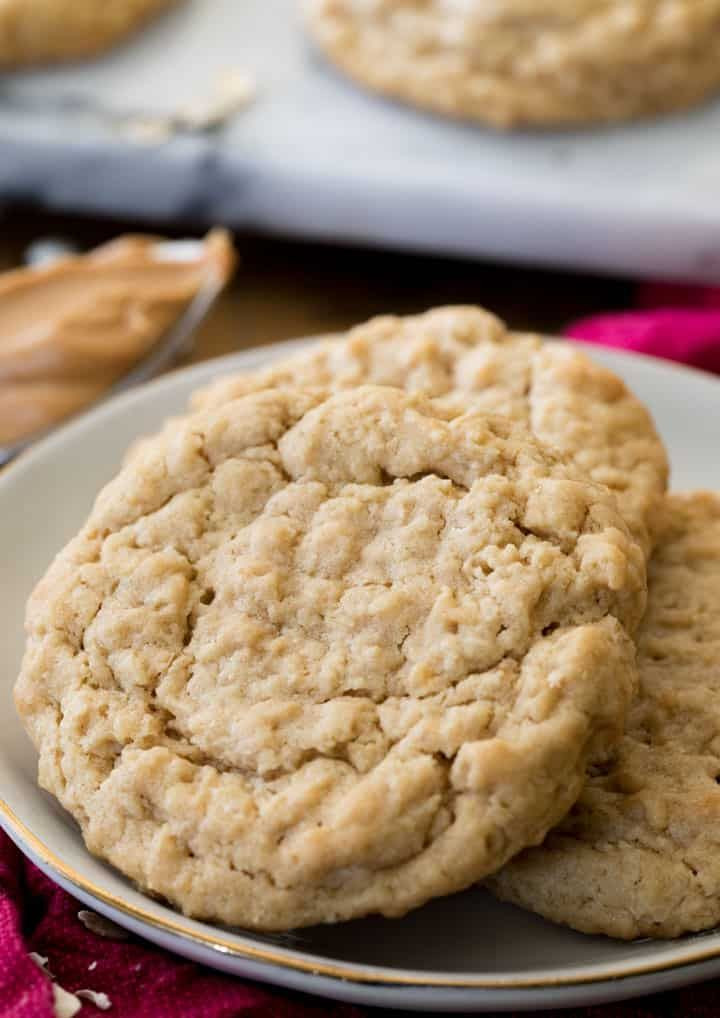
[1,204,635,368]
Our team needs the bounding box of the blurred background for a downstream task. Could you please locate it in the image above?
[1,0,718,443]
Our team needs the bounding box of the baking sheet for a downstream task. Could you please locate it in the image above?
[1,0,720,281]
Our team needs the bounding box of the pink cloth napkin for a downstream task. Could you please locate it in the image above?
[566,282,720,373]
[0,832,362,1018]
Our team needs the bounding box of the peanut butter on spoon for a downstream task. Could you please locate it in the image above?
[0,229,236,446]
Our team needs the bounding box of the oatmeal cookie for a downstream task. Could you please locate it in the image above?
[15,386,644,929]
[303,0,720,127]
[489,493,720,939]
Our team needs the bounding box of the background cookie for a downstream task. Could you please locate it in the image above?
[191,306,668,557]
[16,386,644,930]
[489,493,720,940]
[303,0,720,127]
[0,0,181,67]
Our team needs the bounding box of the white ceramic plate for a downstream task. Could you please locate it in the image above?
[2,339,720,1013]
[2,0,720,281]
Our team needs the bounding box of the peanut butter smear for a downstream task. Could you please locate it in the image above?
[0,229,236,446]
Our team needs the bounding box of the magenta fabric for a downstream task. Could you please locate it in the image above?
[0,831,363,1017]
[566,284,720,374]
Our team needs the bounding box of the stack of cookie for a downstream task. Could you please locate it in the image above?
[14,307,719,940]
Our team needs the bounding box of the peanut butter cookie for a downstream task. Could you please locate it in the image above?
[303,0,720,127]
[0,0,180,67]
[16,386,644,929]
[490,493,720,939]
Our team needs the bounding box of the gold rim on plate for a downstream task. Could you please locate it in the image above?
[2,797,720,990]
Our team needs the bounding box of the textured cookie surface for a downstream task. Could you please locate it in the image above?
[490,493,720,940]
[303,0,720,127]
[15,386,644,930]
[0,0,180,67]
[192,306,668,557]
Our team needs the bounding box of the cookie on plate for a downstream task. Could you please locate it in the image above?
[191,306,668,557]
[0,0,180,67]
[16,386,645,929]
[303,0,720,127]
[490,493,720,939]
